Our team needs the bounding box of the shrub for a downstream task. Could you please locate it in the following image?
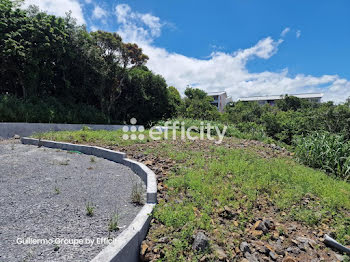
[294,132,350,181]
[0,95,109,124]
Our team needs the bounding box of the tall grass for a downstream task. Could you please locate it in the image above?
[294,132,350,181]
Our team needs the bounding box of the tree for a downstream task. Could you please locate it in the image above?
[180,87,219,120]
[0,2,171,124]
[167,86,182,117]
[91,31,149,119]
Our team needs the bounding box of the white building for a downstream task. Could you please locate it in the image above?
[207,91,232,112]
[238,93,323,106]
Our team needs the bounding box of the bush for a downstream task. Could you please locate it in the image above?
[294,132,350,181]
[0,95,109,124]
[157,118,272,143]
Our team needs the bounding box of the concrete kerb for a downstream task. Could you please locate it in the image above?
[20,137,157,262]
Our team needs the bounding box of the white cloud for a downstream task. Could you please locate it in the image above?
[93,6,107,20]
[296,30,301,38]
[115,4,162,44]
[85,0,92,4]
[281,27,290,37]
[115,5,350,103]
[90,25,98,32]
[23,0,85,24]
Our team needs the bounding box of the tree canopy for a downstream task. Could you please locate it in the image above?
[0,0,172,124]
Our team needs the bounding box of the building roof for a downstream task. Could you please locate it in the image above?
[207,91,227,96]
[238,93,323,102]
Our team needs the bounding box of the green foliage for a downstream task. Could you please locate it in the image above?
[0,94,108,123]
[179,87,220,120]
[224,101,263,123]
[131,182,144,205]
[108,212,119,232]
[152,142,350,258]
[167,86,182,117]
[294,132,350,181]
[157,118,272,143]
[0,1,171,124]
[275,95,315,111]
[85,202,95,217]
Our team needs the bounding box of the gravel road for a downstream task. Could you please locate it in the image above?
[0,140,145,262]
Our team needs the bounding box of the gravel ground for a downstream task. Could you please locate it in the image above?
[0,140,145,262]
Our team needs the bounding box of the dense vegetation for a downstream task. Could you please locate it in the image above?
[166,89,350,180]
[0,0,175,124]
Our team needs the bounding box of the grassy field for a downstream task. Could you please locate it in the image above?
[34,130,350,261]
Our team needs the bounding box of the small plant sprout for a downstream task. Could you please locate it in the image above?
[90,156,96,163]
[108,212,119,232]
[131,182,144,205]
[54,244,60,251]
[54,186,60,194]
[10,143,15,150]
[86,202,95,217]
[59,159,70,165]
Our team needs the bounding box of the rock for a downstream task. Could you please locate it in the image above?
[192,232,209,252]
[263,219,275,230]
[244,252,259,262]
[144,160,153,166]
[269,251,278,261]
[253,219,274,234]
[213,245,227,260]
[287,225,297,233]
[219,205,238,219]
[282,257,296,262]
[275,245,285,256]
[13,134,20,139]
[158,236,169,243]
[251,230,264,237]
[295,236,316,249]
[335,254,344,261]
[254,220,268,233]
[140,242,149,256]
[240,242,251,253]
[135,153,145,159]
[286,246,300,255]
[256,245,268,255]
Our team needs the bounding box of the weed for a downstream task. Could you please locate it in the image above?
[59,159,70,165]
[54,186,60,194]
[131,183,144,205]
[86,202,95,217]
[108,212,119,232]
[82,125,91,131]
[10,143,15,150]
[53,244,60,251]
[90,156,96,163]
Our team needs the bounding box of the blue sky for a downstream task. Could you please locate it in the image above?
[23,0,350,102]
